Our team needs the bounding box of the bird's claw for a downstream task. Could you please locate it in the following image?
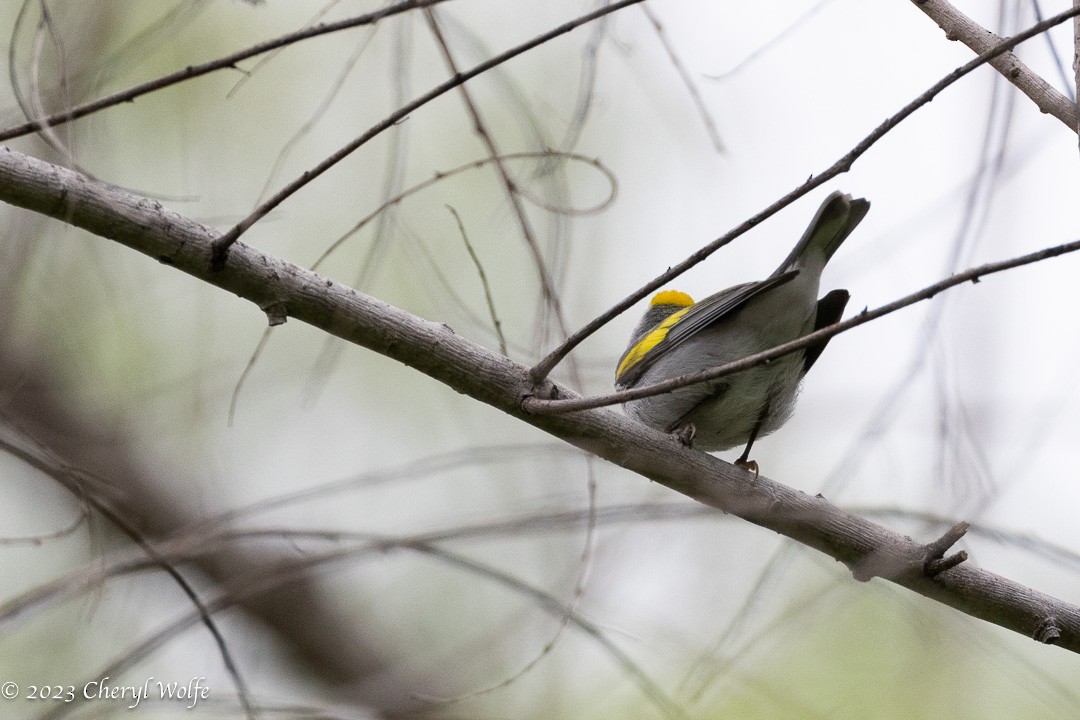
[672,423,697,447]
[735,457,759,482]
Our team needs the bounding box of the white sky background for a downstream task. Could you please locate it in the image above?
[1,0,1080,717]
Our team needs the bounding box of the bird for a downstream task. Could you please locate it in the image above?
[614,191,869,472]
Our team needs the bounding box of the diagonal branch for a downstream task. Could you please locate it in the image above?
[908,0,1079,129]
[2,145,1080,653]
[0,0,451,143]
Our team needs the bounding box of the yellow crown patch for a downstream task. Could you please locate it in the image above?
[650,290,694,307]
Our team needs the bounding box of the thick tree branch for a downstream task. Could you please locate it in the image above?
[1075,0,1080,135]
[2,146,1079,653]
[909,0,1079,129]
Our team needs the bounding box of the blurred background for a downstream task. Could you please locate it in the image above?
[1,0,1079,717]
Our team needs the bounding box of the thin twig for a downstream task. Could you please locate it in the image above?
[641,4,724,152]
[704,0,834,81]
[227,325,273,426]
[1074,0,1080,137]
[29,0,77,166]
[523,232,1080,414]
[226,0,348,99]
[0,505,87,545]
[527,5,1080,384]
[310,151,616,270]
[446,205,508,356]
[0,0,450,142]
[558,1,608,153]
[209,0,646,268]
[253,20,382,204]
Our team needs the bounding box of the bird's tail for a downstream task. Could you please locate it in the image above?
[772,191,870,275]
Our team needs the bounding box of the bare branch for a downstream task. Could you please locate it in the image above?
[424,7,575,358]
[209,0,647,268]
[641,4,724,152]
[0,0,450,142]
[1075,0,1080,131]
[909,0,1079,129]
[3,146,1080,653]
[446,205,508,356]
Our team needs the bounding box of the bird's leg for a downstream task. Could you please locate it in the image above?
[735,410,767,481]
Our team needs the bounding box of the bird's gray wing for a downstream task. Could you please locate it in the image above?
[618,271,798,388]
[664,271,798,347]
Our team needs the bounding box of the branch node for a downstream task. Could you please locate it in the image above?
[210,236,235,272]
[849,558,877,583]
[261,301,288,327]
[1034,617,1062,644]
[925,550,967,576]
[521,380,561,414]
[922,522,970,576]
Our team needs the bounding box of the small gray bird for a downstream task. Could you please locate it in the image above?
[615,191,869,468]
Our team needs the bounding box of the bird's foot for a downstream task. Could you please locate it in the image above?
[734,457,759,482]
[672,423,697,447]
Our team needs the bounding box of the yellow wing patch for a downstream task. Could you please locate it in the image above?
[616,302,693,381]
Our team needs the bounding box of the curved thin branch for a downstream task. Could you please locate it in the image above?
[310,151,616,270]
[2,146,1080,653]
[209,0,646,267]
[641,4,724,152]
[446,204,508,355]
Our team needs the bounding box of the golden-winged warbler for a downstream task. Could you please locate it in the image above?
[615,191,869,467]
